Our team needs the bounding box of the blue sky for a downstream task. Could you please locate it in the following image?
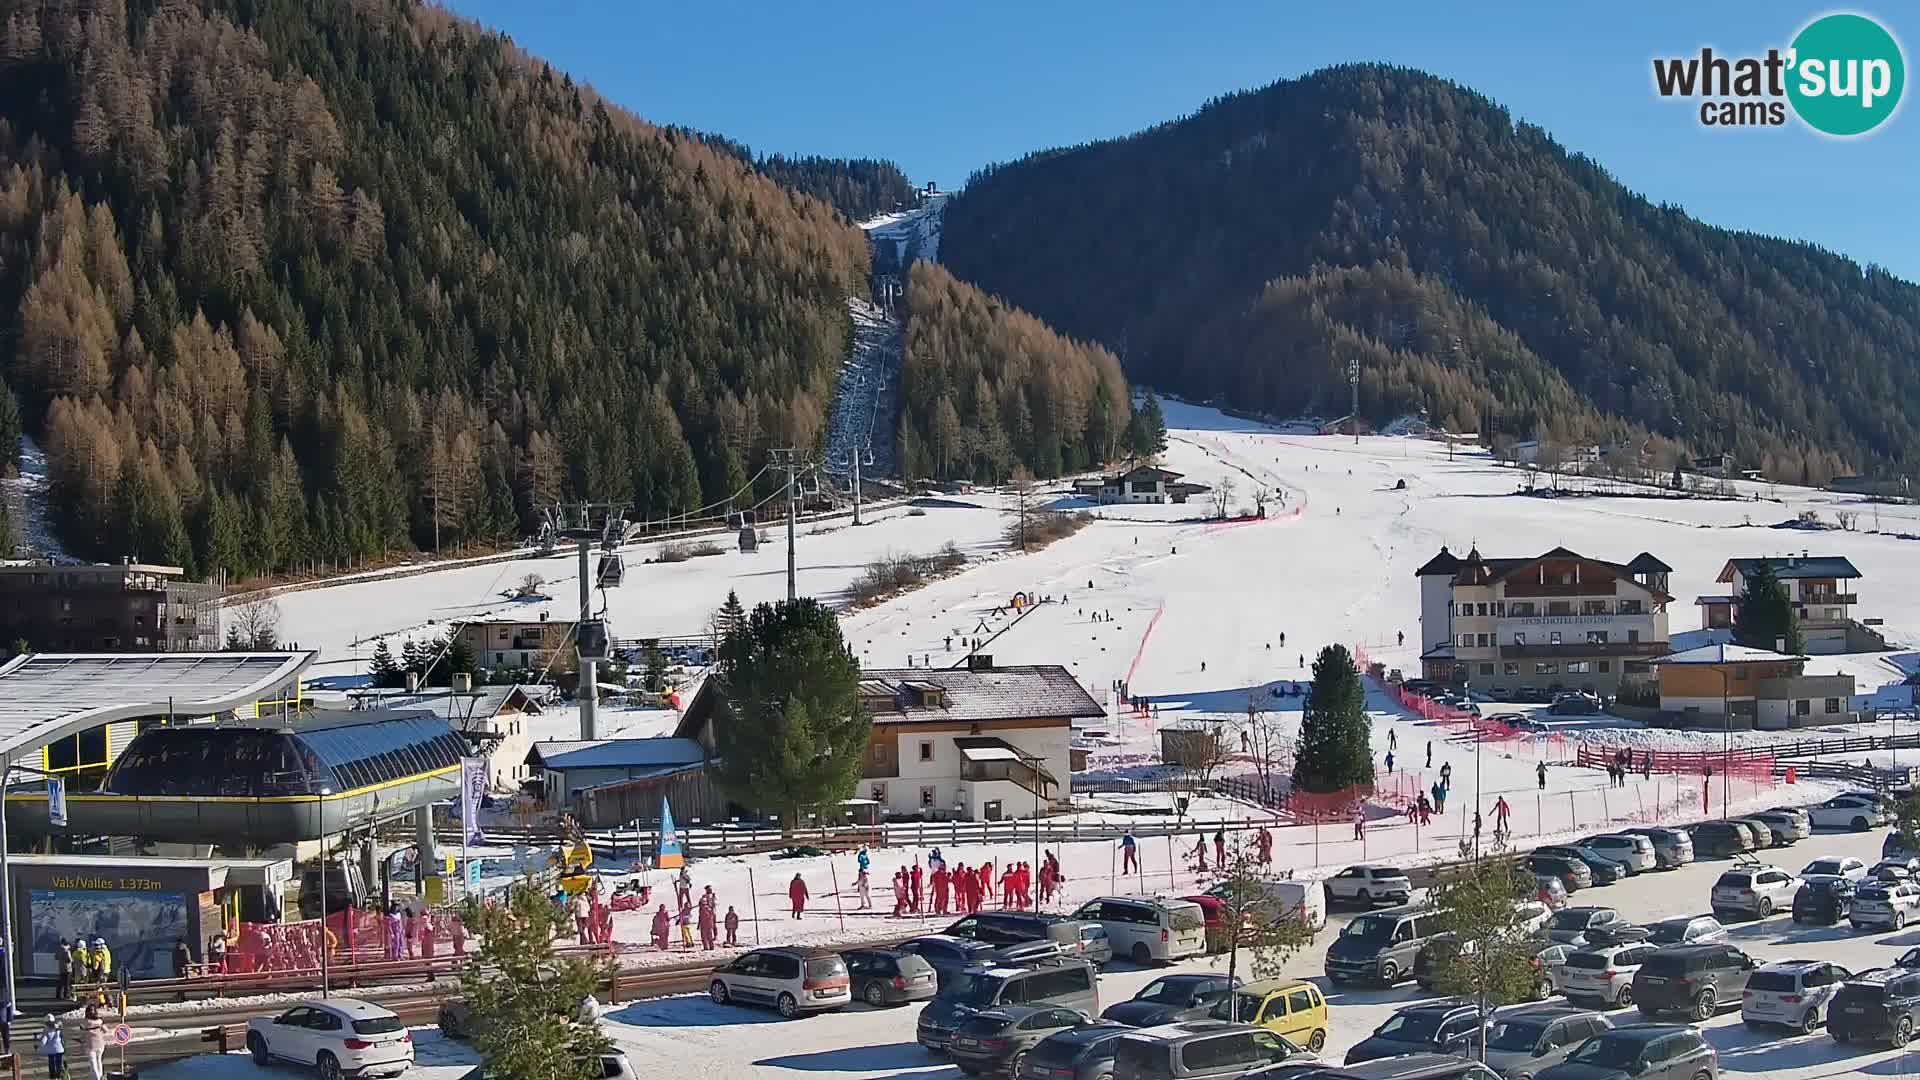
[447,1,1915,281]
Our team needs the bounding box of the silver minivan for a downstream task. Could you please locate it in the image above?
[1073,897,1208,966]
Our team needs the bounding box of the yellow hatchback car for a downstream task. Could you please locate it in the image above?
[1208,978,1329,1053]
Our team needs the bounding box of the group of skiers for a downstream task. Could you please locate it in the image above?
[648,866,740,951]
[1604,748,1651,786]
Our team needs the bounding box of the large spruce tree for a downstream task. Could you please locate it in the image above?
[458,874,608,1080]
[712,598,869,820]
[1293,644,1374,793]
[1733,560,1805,655]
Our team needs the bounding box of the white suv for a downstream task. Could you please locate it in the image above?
[1325,865,1414,907]
[1559,941,1657,1008]
[1808,793,1888,832]
[1800,857,1868,882]
[1581,834,1656,873]
[1852,881,1920,930]
[1741,960,1852,1035]
[247,998,413,1080]
[1711,865,1799,919]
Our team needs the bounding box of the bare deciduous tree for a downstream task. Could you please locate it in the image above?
[226,594,282,650]
[1211,474,1238,519]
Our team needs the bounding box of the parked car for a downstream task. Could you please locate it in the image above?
[1208,979,1329,1053]
[1202,881,1329,932]
[1726,819,1773,850]
[1631,944,1758,1021]
[247,998,414,1080]
[1793,877,1856,925]
[455,1054,632,1080]
[1808,792,1887,831]
[1528,942,1575,1002]
[1561,940,1659,1009]
[1509,900,1553,936]
[1688,822,1753,859]
[1580,835,1657,874]
[1325,865,1415,907]
[1443,1006,1614,1080]
[1899,948,1920,970]
[898,936,1006,991]
[1111,1021,1304,1080]
[1644,916,1726,947]
[1071,897,1208,966]
[1527,856,1592,893]
[1018,1022,1134,1080]
[1324,904,1445,986]
[919,959,1102,1053]
[1885,830,1917,859]
[843,947,939,1007]
[1535,876,1570,911]
[1346,1003,1484,1064]
[1765,806,1813,833]
[1870,857,1920,881]
[1080,925,1115,969]
[1288,1056,1502,1080]
[1709,865,1798,919]
[1535,1024,1717,1080]
[945,912,1089,956]
[1533,847,1626,885]
[1545,907,1623,947]
[1634,827,1698,869]
[1740,960,1851,1035]
[1747,811,1810,846]
[1800,856,1868,882]
[1414,933,1474,991]
[1829,968,1920,1047]
[951,1005,1092,1075]
[708,946,850,1018]
[1102,975,1241,1028]
[1851,881,1920,930]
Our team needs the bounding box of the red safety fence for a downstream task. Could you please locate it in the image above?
[230,906,470,973]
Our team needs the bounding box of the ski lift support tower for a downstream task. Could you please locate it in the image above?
[555,501,627,740]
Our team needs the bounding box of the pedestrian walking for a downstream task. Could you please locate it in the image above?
[1494,796,1513,838]
[38,1015,63,1080]
[1439,762,1453,787]
[932,863,950,914]
[81,1005,106,1080]
[208,932,228,972]
[1120,830,1139,874]
[789,873,809,918]
[910,860,925,913]
[1384,750,1395,772]
[1642,751,1652,779]
[724,906,741,946]
[1426,741,1433,769]
[1256,827,1272,865]
[892,869,908,917]
[650,905,670,950]
[1537,760,1547,790]
[856,846,870,875]
[854,867,872,910]
[1388,728,1397,751]
[1191,835,1208,873]
[1353,809,1367,839]
[1213,828,1226,869]
[1472,812,1483,845]
[171,939,191,979]
[677,897,695,948]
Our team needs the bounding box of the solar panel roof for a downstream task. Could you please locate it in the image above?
[0,652,316,759]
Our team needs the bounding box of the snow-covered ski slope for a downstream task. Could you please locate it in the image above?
[279,398,1920,703]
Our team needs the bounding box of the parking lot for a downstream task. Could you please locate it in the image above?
[596,825,1920,1080]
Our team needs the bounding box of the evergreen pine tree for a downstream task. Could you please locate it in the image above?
[641,647,668,693]
[1293,644,1373,793]
[0,494,12,559]
[1128,392,1169,459]
[711,598,869,821]
[457,874,608,1079]
[369,638,401,688]
[1732,560,1805,654]
[224,624,247,651]
[401,639,424,681]
[0,385,19,469]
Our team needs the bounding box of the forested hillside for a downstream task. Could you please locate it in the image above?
[689,135,916,221]
[897,262,1129,483]
[945,64,1920,482]
[0,0,879,577]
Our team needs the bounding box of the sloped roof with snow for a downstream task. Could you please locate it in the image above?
[0,652,314,759]
[1719,557,1861,582]
[1652,644,1806,665]
[855,665,1105,724]
[526,737,706,771]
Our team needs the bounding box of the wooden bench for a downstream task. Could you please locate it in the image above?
[201,1023,249,1054]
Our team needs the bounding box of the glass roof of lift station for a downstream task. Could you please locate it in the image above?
[102,712,469,798]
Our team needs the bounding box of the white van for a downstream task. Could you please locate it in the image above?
[1072,896,1208,965]
[1205,879,1328,932]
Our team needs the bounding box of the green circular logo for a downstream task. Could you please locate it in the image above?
[1787,13,1906,136]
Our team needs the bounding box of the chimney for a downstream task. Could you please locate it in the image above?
[968,654,994,671]
[405,670,421,693]
[452,671,473,694]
